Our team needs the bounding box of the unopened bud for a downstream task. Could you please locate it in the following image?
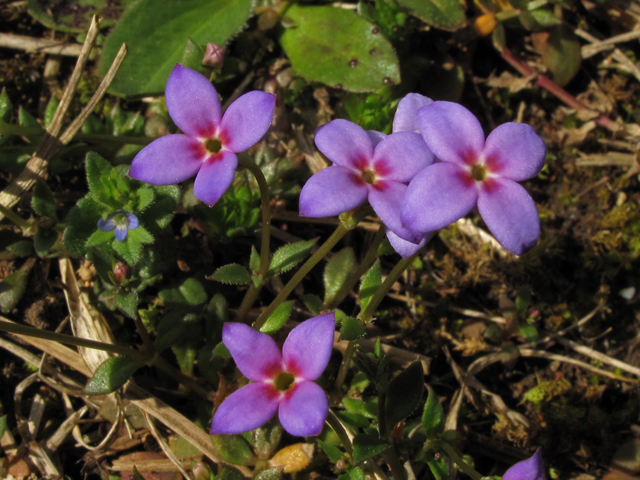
[113,262,128,284]
[192,461,212,480]
[202,43,225,69]
[473,13,498,36]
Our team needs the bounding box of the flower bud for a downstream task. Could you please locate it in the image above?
[113,262,128,284]
[473,13,498,36]
[202,43,225,69]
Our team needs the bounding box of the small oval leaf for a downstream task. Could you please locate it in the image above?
[385,361,424,427]
[84,356,145,395]
[211,264,252,285]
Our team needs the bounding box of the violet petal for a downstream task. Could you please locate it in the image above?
[97,217,116,232]
[126,212,139,230]
[282,314,335,381]
[210,383,280,435]
[193,150,238,207]
[221,91,276,152]
[367,130,387,148]
[222,323,283,381]
[417,101,485,167]
[279,380,328,437]
[165,64,221,137]
[402,162,478,232]
[314,120,374,169]
[387,230,433,258]
[392,93,433,133]
[129,134,205,185]
[503,449,545,480]
[373,131,434,183]
[368,181,423,243]
[299,166,368,218]
[483,122,546,181]
[114,225,128,241]
[477,177,540,255]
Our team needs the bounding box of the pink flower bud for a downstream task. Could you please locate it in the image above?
[202,43,225,69]
[113,262,128,284]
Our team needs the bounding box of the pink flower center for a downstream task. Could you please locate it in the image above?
[273,371,295,392]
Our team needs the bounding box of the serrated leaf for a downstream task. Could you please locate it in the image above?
[352,434,390,464]
[83,356,145,395]
[260,301,294,334]
[280,5,400,92]
[34,228,58,257]
[324,247,355,306]
[211,264,252,285]
[359,260,381,311]
[112,234,144,264]
[422,385,444,440]
[116,291,138,318]
[397,0,466,30]
[385,361,424,427]
[269,238,317,276]
[211,434,257,466]
[32,178,57,220]
[99,0,253,96]
[159,277,208,306]
[44,95,59,129]
[340,316,366,341]
[250,245,260,273]
[136,188,155,212]
[128,225,154,244]
[85,152,118,206]
[86,229,113,247]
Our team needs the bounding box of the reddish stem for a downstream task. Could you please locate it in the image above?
[500,48,619,132]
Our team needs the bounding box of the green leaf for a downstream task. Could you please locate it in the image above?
[254,468,284,480]
[26,0,134,32]
[135,187,155,212]
[99,0,253,96]
[269,238,317,276]
[324,247,355,306]
[32,178,57,220]
[301,294,322,315]
[340,316,366,341]
[260,301,294,334]
[319,439,345,463]
[173,344,198,376]
[0,88,12,123]
[425,449,450,480]
[359,260,381,311]
[159,277,208,306]
[217,465,245,480]
[0,258,35,313]
[249,245,261,273]
[397,0,466,30]
[385,361,424,427]
[518,324,539,345]
[62,195,106,257]
[86,229,113,247]
[83,356,145,395]
[116,291,138,318]
[527,9,561,27]
[211,434,257,466]
[335,411,370,429]
[352,433,390,464]
[85,152,119,206]
[211,264,252,285]
[0,415,7,439]
[537,25,581,87]
[422,385,444,440]
[44,95,59,129]
[280,5,400,92]
[155,312,202,351]
[34,228,58,257]
[212,341,230,358]
[181,37,206,73]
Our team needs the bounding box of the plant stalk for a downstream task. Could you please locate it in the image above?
[440,442,483,480]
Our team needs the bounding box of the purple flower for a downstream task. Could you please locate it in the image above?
[129,64,276,207]
[299,119,434,243]
[211,314,335,437]
[503,449,545,480]
[97,210,139,241]
[401,101,546,255]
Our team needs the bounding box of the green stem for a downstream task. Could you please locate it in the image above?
[235,155,272,323]
[325,409,353,455]
[325,225,386,311]
[0,320,149,361]
[252,222,350,331]
[0,204,32,230]
[440,443,483,480]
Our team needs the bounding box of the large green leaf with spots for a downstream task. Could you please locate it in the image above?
[280,5,400,93]
[99,0,253,96]
[397,0,465,31]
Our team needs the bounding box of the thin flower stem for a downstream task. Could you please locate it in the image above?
[252,222,350,331]
[0,203,32,230]
[325,409,353,455]
[382,449,408,480]
[0,320,149,361]
[235,155,272,323]
[440,442,483,480]
[325,225,386,311]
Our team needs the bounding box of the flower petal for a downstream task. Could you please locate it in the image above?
[503,449,545,480]
[402,162,478,232]
[368,182,424,243]
[97,216,116,232]
[299,166,368,218]
[386,230,433,258]
[222,323,283,381]
[221,91,276,152]
[114,225,128,241]
[372,131,434,183]
[193,150,238,207]
[210,383,281,435]
[477,178,540,255]
[129,134,205,185]
[279,381,328,437]
[314,119,373,169]
[417,101,485,167]
[392,93,433,133]
[367,130,387,148]
[283,313,335,381]
[166,64,221,137]
[483,122,546,181]
[126,212,139,230]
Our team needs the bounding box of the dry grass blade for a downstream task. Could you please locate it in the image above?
[143,411,193,479]
[59,257,115,372]
[0,32,83,56]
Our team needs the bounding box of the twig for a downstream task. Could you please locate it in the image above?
[577,29,640,59]
[0,32,83,56]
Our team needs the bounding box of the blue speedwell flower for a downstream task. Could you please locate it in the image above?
[97,210,139,241]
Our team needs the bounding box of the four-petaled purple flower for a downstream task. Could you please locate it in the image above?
[97,210,139,241]
[402,101,546,255]
[211,314,335,437]
[299,119,434,245]
[129,64,276,207]
[503,448,545,480]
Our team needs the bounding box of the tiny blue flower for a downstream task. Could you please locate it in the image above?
[97,210,139,242]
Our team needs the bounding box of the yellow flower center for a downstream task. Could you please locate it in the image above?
[471,164,486,182]
[274,372,295,391]
[205,138,222,153]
